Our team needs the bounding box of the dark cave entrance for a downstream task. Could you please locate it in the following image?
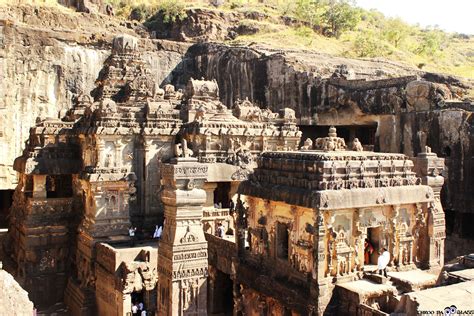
[298,125,377,150]
[0,190,14,228]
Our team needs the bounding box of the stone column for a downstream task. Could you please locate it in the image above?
[202,182,217,208]
[97,138,105,167]
[413,148,445,269]
[157,157,208,316]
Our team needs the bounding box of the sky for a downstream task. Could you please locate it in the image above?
[355,0,474,34]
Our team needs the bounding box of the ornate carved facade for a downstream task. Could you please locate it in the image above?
[4,32,453,316]
[237,127,446,314]
[4,34,301,314]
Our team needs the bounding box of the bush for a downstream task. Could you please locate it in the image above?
[158,0,187,24]
[416,29,448,57]
[353,31,390,57]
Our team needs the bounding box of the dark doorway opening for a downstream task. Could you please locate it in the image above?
[367,227,382,265]
[46,175,73,198]
[0,190,14,228]
[213,182,231,208]
[276,222,289,260]
[209,269,234,316]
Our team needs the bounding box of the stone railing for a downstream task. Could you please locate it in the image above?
[202,207,234,237]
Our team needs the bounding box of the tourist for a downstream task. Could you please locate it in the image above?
[364,238,374,264]
[377,248,390,277]
[131,303,138,316]
[216,223,224,238]
[138,301,144,312]
[129,226,137,246]
[153,225,162,239]
[141,310,147,316]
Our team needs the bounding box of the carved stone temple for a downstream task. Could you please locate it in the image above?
[2,33,468,316]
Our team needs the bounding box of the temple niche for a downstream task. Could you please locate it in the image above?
[237,127,446,315]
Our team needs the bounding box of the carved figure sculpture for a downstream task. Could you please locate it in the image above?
[300,138,313,150]
[352,138,363,151]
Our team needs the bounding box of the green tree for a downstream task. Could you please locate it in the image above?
[416,29,447,56]
[323,0,360,38]
[383,18,410,48]
[293,0,325,27]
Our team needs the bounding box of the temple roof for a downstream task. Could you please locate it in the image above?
[238,146,434,210]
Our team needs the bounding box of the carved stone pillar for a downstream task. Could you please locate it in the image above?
[114,139,122,168]
[157,157,208,316]
[316,213,326,280]
[202,182,218,208]
[97,138,105,167]
[413,149,445,269]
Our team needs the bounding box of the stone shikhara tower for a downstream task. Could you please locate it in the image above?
[157,147,209,315]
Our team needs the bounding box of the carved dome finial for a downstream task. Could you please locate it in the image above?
[328,126,337,138]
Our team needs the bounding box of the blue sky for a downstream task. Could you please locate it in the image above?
[355,0,474,34]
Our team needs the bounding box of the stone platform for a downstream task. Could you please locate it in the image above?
[388,270,437,292]
[399,280,474,314]
[448,268,474,281]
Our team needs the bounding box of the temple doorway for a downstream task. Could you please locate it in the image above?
[131,291,144,314]
[208,269,233,315]
[366,227,382,265]
[213,182,231,208]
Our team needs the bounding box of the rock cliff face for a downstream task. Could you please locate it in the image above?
[0,5,190,190]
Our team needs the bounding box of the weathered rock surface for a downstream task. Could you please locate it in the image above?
[0,4,190,189]
[0,266,34,315]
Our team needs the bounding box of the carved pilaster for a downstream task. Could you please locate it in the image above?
[157,157,208,316]
[413,149,445,270]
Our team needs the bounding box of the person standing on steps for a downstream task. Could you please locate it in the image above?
[377,247,390,277]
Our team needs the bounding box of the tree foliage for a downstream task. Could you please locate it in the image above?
[383,18,410,48]
[353,30,391,57]
[323,0,360,38]
[416,29,448,56]
[293,0,325,28]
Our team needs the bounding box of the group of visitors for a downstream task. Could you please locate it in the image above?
[364,238,391,277]
[131,301,147,316]
[127,222,163,245]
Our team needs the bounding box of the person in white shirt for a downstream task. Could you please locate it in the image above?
[153,225,163,239]
[131,304,138,315]
[129,226,136,246]
[138,302,144,311]
[377,248,390,277]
